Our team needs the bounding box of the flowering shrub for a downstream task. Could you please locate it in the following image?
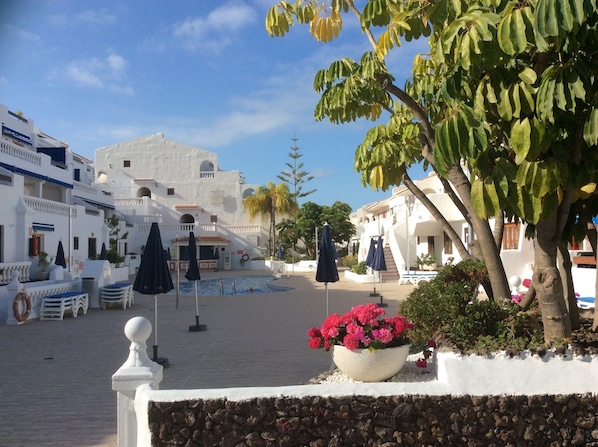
[308,303,413,351]
[415,340,436,368]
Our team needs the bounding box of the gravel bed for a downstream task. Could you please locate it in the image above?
[309,352,437,384]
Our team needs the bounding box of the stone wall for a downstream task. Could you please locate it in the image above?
[148,393,598,446]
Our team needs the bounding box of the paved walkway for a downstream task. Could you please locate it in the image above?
[0,269,415,447]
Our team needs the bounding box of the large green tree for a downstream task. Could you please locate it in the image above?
[243,181,298,256]
[278,201,355,257]
[266,0,598,340]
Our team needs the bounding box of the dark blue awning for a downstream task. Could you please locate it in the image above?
[32,222,54,232]
[0,162,73,189]
[2,125,32,146]
[74,196,115,210]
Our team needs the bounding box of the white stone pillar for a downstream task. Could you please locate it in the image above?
[112,316,163,447]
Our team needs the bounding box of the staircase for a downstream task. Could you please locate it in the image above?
[380,245,400,283]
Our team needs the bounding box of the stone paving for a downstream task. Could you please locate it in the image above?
[0,269,415,447]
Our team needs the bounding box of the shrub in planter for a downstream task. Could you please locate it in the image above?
[399,259,544,354]
[351,261,367,275]
[342,254,358,269]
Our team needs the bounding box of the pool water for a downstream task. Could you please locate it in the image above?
[172,275,292,295]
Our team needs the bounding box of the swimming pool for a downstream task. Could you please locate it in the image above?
[172,275,292,295]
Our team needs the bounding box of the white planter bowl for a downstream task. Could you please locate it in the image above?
[331,344,410,382]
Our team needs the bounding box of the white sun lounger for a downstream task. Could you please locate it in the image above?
[40,292,89,320]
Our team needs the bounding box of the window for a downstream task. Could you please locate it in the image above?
[502,222,520,250]
[73,237,79,250]
[123,160,131,168]
[210,215,218,223]
[167,188,175,195]
[74,169,80,182]
[444,232,453,255]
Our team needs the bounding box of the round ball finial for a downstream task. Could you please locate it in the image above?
[508,275,522,288]
[124,316,152,343]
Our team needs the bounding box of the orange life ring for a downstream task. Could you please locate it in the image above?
[13,292,31,322]
[241,253,250,262]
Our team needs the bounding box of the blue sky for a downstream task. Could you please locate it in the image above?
[0,1,426,211]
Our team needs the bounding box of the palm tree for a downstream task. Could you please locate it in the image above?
[243,181,297,256]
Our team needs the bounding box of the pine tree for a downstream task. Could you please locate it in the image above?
[277,135,316,208]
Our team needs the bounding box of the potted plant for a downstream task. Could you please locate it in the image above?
[416,253,436,271]
[37,251,50,280]
[107,249,125,267]
[308,303,414,381]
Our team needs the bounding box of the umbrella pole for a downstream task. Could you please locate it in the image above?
[378,274,388,307]
[152,295,169,366]
[369,270,379,298]
[325,283,329,316]
[189,281,207,332]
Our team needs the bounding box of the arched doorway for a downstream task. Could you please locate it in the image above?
[137,187,151,198]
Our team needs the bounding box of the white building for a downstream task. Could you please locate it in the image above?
[94,133,269,270]
[351,171,596,298]
[0,103,114,281]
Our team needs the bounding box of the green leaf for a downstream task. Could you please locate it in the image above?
[497,12,514,55]
[556,0,574,32]
[498,86,513,120]
[471,176,500,219]
[584,108,598,146]
[511,118,532,163]
[518,68,537,84]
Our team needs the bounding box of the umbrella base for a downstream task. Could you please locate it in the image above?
[369,292,380,297]
[189,324,207,332]
[153,345,169,367]
[154,357,169,366]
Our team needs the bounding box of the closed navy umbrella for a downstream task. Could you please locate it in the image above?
[133,222,174,365]
[99,243,108,261]
[365,238,379,298]
[372,235,388,307]
[278,245,284,261]
[365,238,376,267]
[55,241,66,268]
[213,246,220,271]
[185,232,206,332]
[316,223,339,315]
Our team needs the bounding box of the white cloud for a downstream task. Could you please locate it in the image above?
[75,9,117,26]
[66,58,104,88]
[172,2,257,52]
[1,23,40,42]
[49,9,117,27]
[63,53,133,94]
[311,167,335,178]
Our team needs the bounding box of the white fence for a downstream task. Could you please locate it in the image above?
[0,262,31,285]
[112,316,598,447]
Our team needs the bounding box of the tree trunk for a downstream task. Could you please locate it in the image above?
[557,241,580,330]
[446,164,511,302]
[519,283,537,310]
[534,213,572,343]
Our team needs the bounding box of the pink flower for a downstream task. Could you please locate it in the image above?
[343,334,360,350]
[309,337,322,349]
[373,327,394,344]
[307,326,321,338]
[427,340,437,349]
[522,278,531,288]
[307,303,414,351]
[416,358,428,368]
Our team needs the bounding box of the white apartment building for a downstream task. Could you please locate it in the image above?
[351,171,596,297]
[0,103,114,280]
[94,133,268,270]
